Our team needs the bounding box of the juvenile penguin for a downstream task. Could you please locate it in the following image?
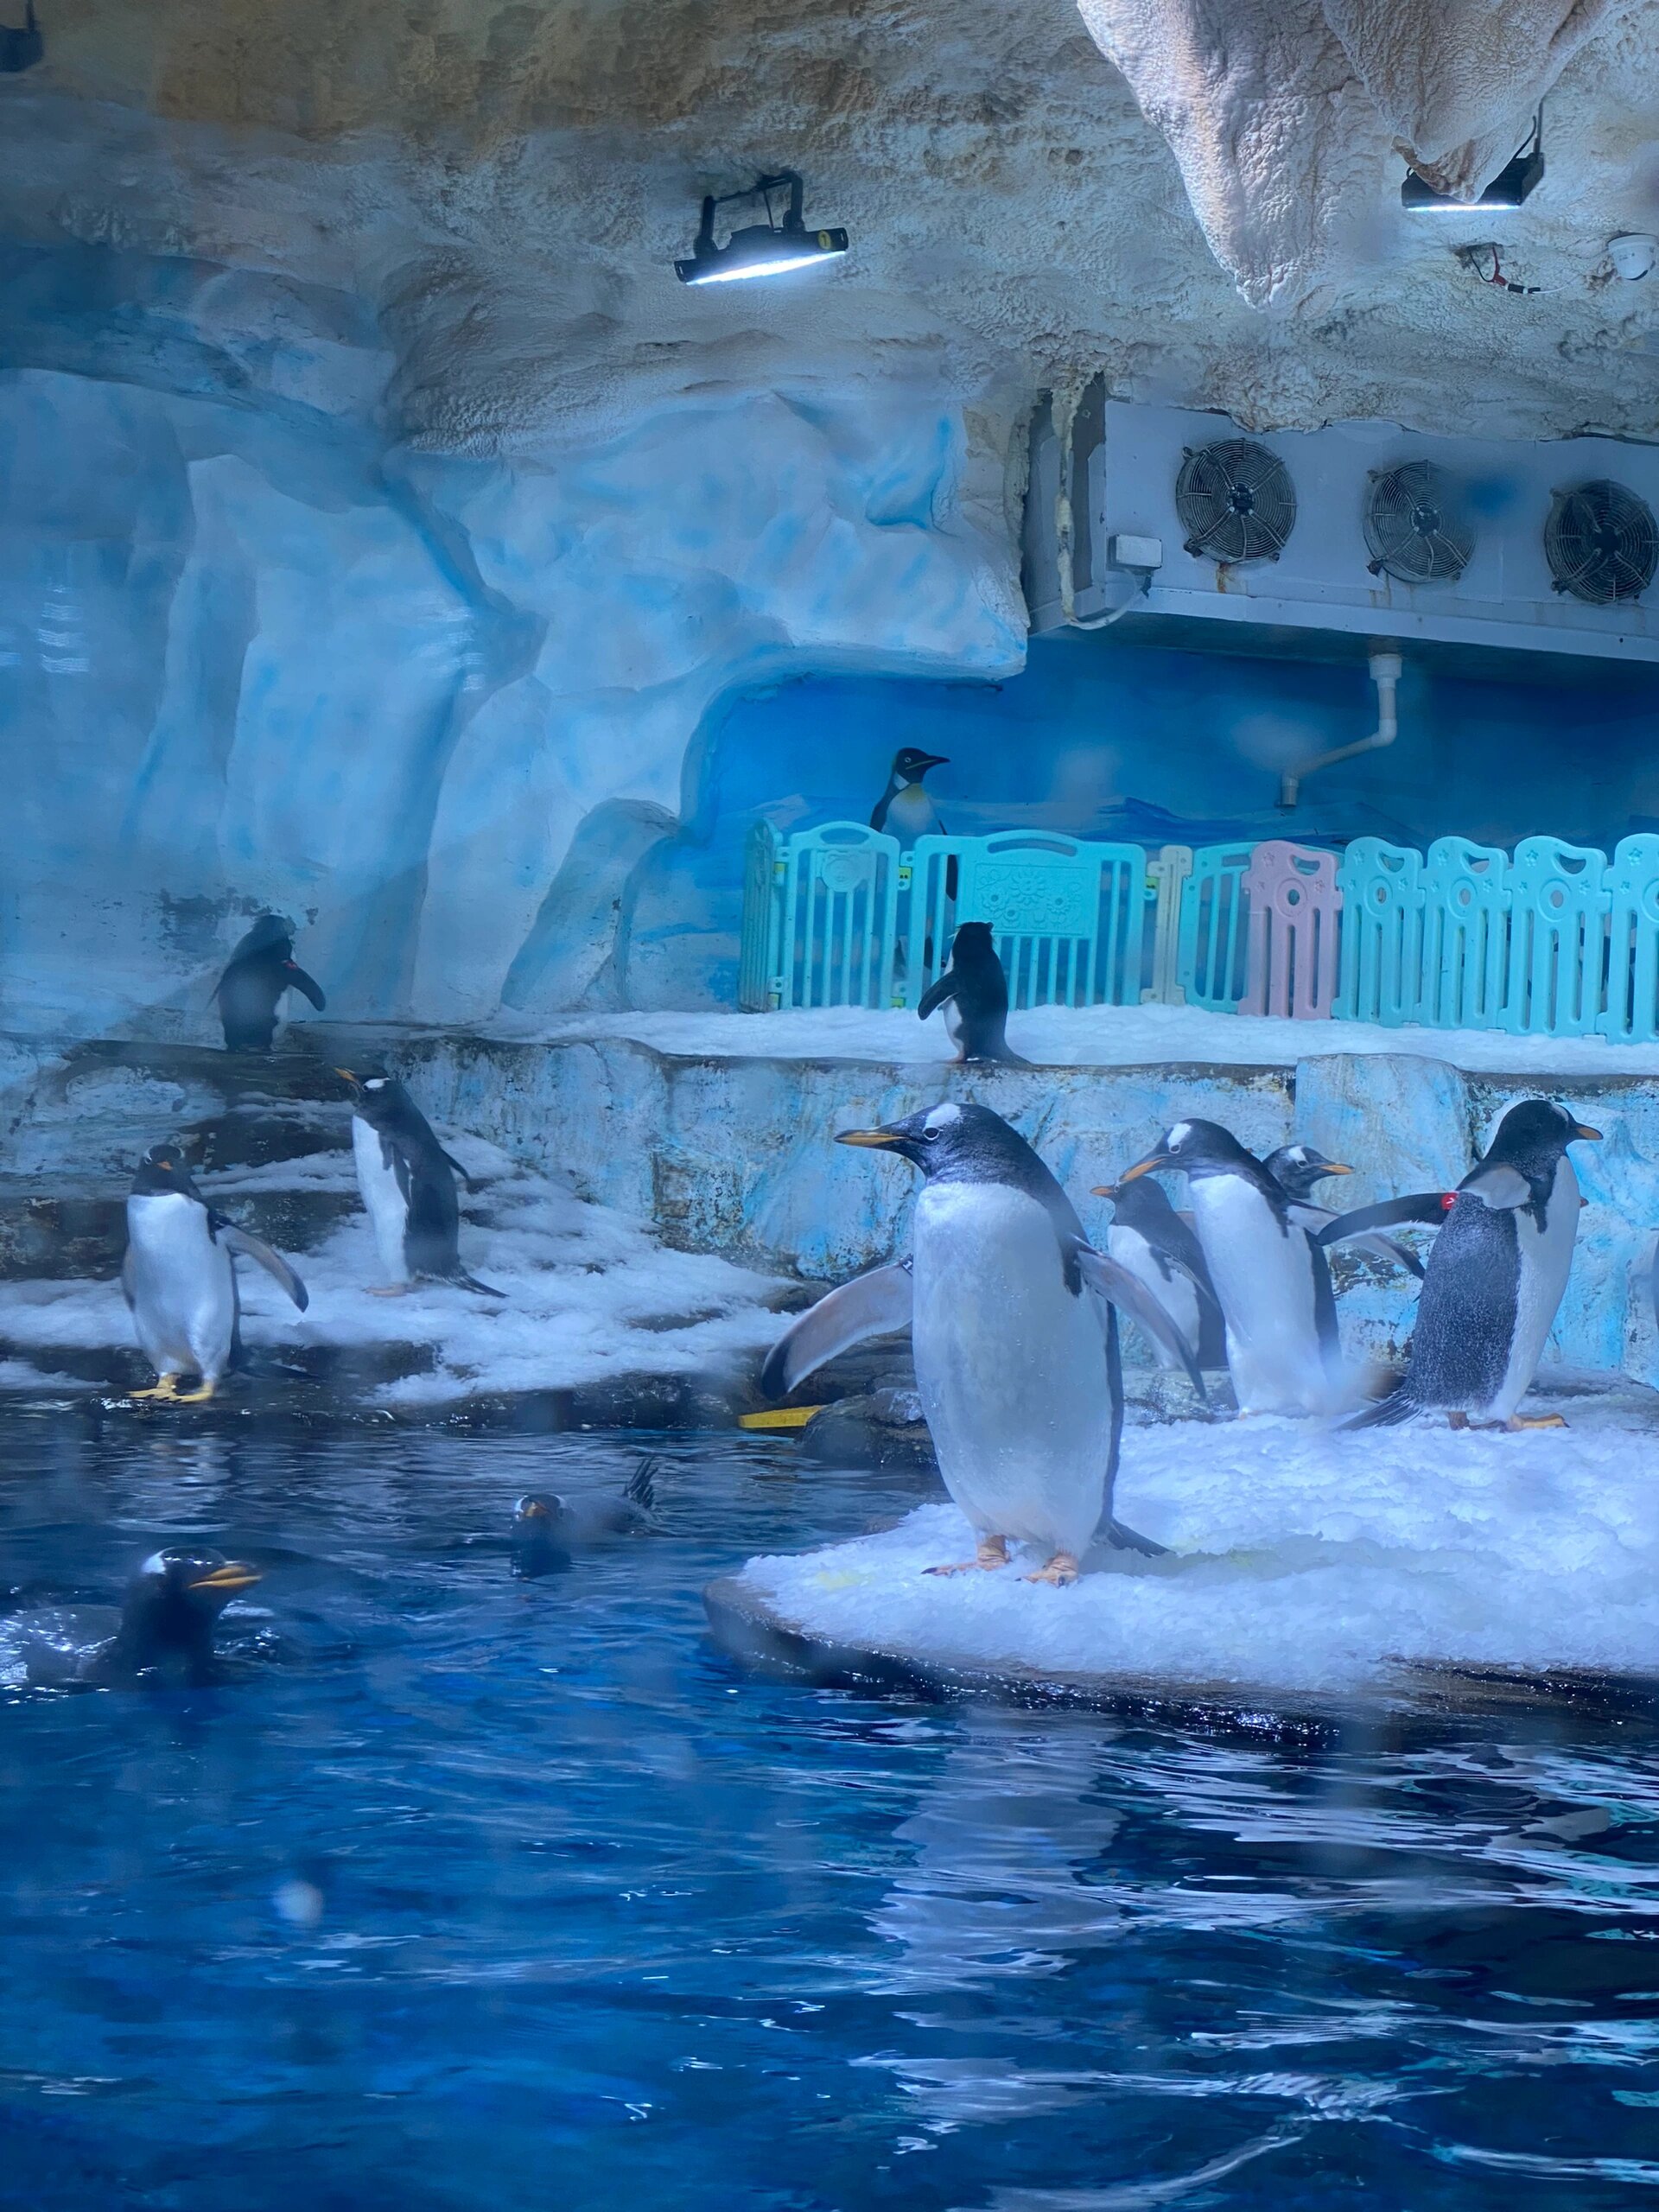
[124,1145,308,1403]
[511,1458,660,1577]
[1092,1172,1224,1373]
[916,922,1029,1066]
[1,1549,262,1688]
[870,748,949,842]
[760,1102,1205,1582]
[1118,1120,1336,1416]
[337,1071,503,1297]
[1346,1099,1599,1431]
[213,914,326,1052]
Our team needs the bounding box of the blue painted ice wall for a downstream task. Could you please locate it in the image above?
[624,629,1659,1007]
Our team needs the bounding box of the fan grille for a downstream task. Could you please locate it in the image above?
[1174,438,1297,565]
[1363,461,1473,585]
[1545,479,1658,606]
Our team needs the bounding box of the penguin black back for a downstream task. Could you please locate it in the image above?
[214,913,326,1052]
[916,922,1028,1065]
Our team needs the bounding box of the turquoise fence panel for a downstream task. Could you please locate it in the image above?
[1501,836,1610,1037]
[1336,840,1423,1027]
[1144,845,1193,1004]
[906,831,1150,1011]
[1600,835,1659,1042]
[1418,838,1509,1030]
[737,818,779,1010]
[774,823,902,1009]
[1178,842,1254,1012]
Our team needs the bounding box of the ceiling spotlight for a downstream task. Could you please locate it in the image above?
[1402,111,1543,214]
[675,170,848,286]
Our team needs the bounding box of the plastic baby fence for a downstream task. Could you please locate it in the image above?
[764,821,903,1010]
[1336,840,1423,1028]
[1238,842,1342,1020]
[906,830,1151,1011]
[1501,836,1609,1038]
[1601,835,1659,1042]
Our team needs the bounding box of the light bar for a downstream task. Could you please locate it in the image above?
[1403,119,1543,214]
[675,171,849,286]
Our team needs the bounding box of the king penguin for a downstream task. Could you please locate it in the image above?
[1091,1171,1225,1373]
[337,1071,503,1297]
[916,922,1029,1065]
[870,748,949,843]
[124,1144,308,1403]
[1117,1119,1338,1416]
[759,1102,1206,1582]
[1344,1098,1599,1430]
[213,914,326,1052]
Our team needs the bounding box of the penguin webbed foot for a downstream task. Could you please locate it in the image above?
[1023,1552,1080,1587]
[130,1376,181,1402]
[170,1380,219,1405]
[1105,1517,1167,1559]
[925,1535,1010,1577]
[1506,1412,1568,1431]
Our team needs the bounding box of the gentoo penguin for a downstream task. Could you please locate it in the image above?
[1265,1142,1425,1282]
[1118,1119,1337,1416]
[1344,1099,1600,1431]
[337,1071,503,1297]
[213,914,326,1052]
[1263,1144,1351,1204]
[124,1145,308,1403]
[916,922,1029,1066]
[1092,1172,1225,1373]
[0,1549,262,1689]
[870,748,949,842]
[511,1458,660,1577]
[760,1102,1205,1583]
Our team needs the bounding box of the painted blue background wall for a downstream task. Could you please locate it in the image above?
[624,628,1659,1008]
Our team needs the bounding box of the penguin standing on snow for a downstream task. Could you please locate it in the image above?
[759,1102,1206,1583]
[1116,1119,1337,1415]
[124,1144,308,1403]
[337,1071,503,1298]
[1092,1172,1225,1373]
[1342,1098,1599,1430]
[214,915,326,1052]
[917,922,1029,1066]
[870,748,949,843]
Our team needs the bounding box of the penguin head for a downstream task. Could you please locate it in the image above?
[336,1069,401,1121]
[130,1143,205,1200]
[227,912,294,965]
[512,1491,568,1528]
[1263,1143,1354,1201]
[1091,1168,1181,1225]
[511,1494,570,1578]
[949,921,996,964]
[1483,1099,1602,1173]
[891,747,948,785]
[836,1100,1039,1185]
[121,1548,261,1653]
[1118,1119,1257,1185]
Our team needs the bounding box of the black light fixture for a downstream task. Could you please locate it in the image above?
[1402,111,1543,213]
[675,171,848,286]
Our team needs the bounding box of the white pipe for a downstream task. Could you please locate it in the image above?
[1279,646,1402,810]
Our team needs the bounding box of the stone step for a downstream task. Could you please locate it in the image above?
[0,1178,362,1281]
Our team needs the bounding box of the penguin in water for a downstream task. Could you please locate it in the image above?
[124,1145,309,1404]
[0,1549,261,1688]
[510,1458,660,1577]
[337,1071,503,1298]
[1092,1172,1225,1373]
[760,1102,1207,1583]
[213,914,326,1052]
[1341,1099,1600,1431]
[1117,1120,1338,1416]
[916,922,1029,1066]
[870,748,949,843]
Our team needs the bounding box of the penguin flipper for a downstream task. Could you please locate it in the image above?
[1105,1516,1167,1558]
[759,1262,912,1400]
[1342,1385,1418,1430]
[440,1148,475,1191]
[214,1223,309,1312]
[1460,1162,1532,1209]
[1076,1245,1205,1402]
[1316,1192,1449,1247]
[916,972,959,1022]
[448,1270,505,1298]
[1349,1230,1426,1281]
[285,965,327,1012]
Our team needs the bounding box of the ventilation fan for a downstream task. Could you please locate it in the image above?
[1174,438,1297,565]
[1545,479,1659,605]
[1363,461,1474,585]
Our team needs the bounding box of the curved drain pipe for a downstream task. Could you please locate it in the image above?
[1279,645,1402,810]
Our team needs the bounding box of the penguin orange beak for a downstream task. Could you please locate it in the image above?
[1090,1183,1118,1199]
[836,1128,905,1150]
[335,1066,360,1087]
[188,1562,261,1595]
[1322,1161,1355,1177]
[1116,1154,1170,1185]
[1573,1123,1602,1141]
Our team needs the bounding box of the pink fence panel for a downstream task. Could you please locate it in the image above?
[1239,842,1343,1020]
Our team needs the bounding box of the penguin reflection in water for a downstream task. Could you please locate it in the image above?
[1,1549,261,1688]
[124,1145,309,1403]
[760,1103,1207,1584]
[213,914,326,1052]
[338,1071,504,1298]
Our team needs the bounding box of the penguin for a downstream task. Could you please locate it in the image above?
[1265,1142,1425,1282]
[213,913,326,1052]
[1263,1144,1352,1205]
[1117,1120,1337,1416]
[916,922,1029,1066]
[760,1102,1207,1583]
[510,1458,660,1578]
[1344,1099,1600,1431]
[1091,1172,1226,1373]
[336,1071,503,1298]
[124,1144,308,1403]
[0,1549,261,1688]
[870,748,949,843]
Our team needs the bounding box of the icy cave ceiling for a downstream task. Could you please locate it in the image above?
[4,0,1659,448]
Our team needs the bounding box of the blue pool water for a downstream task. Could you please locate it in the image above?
[1,1408,1656,2210]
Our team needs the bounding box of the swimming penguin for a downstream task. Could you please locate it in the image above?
[0,1548,261,1688]
[124,1144,308,1404]
[870,748,949,843]
[1117,1120,1338,1416]
[1091,1172,1225,1373]
[510,1458,660,1577]
[337,1071,503,1297]
[213,914,326,1052]
[916,922,1029,1066]
[1264,1142,1425,1281]
[1343,1099,1600,1431]
[760,1102,1207,1583]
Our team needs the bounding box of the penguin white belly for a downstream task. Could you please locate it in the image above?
[1189,1178,1325,1414]
[884,785,942,846]
[1491,1155,1580,1420]
[910,1183,1111,1558]
[353,1116,410,1282]
[1105,1225,1198,1370]
[125,1195,235,1380]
